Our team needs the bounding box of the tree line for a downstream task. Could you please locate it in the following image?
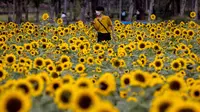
[0,0,199,24]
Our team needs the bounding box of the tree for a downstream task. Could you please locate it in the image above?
[23,0,30,21]
[32,0,44,23]
[194,0,198,20]
[15,0,23,24]
[79,0,88,23]
[127,0,135,21]
[49,0,57,22]
[180,0,186,17]
[6,0,13,22]
[119,0,122,21]
[148,0,154,21]
[91,0,98,19]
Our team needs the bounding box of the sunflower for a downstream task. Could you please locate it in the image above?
[96,73,116,96]
[47,79,63,94]
[187,29,195,37]
[14,79,33,96]
[149,95,177,112]
[33,57,45,69]
[168,101,200,112]
[27,75,44,96]
[50,71,60,79]
[0,90,32,112]
[94,100,119,112]
[75,77,94,89]
[4,54,16,65]
[38,72,50,85]
[45,59,54,66]
[120,73,133,87]
[87,56,94,65]
[78,57,86,63]
[138,41,146,50]
[0,68,7,82]
[190,11,196,18]
[177,58,187,69]
[52,35,59,41]
[152,59,164,71]
[150,14,156,20]
[75,63,85,74]
[93,43,102,51]
[57,18,63,25]
[189,85,200,100]
[56,64,63,72]
[24,43,32,51]
[174,28,181,37]
[46,64,56,72]
[167,76,187,92]
[112,59,121,68]
[54,84,74,110]
[70,44,77,51]
[130,70,150,87]
[171,60,181,71]
[42,13,49,21]
[62,74,74,84]
[72,89,100,112]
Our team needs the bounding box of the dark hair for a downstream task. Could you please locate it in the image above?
[95,6,104,11]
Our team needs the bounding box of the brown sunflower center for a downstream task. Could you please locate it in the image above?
[36,60,43,66]
[169,81,181,90]
[178,108,194,112]
[159,102,171,112]
[18,84,29,94]
[139,43,145,48]
[100,82,108,90]
[78,95,92,109]
[56,66,62,72]
[79,83,88,87]
[124,78,130,85]
[60,90,71,103]
[114,60,120,67]
[52,72,59,78]
[6,98,22,112]
[155,61,161,67]
[30,80,39,90]
[135,74,145,82]
[53,83,59,90]
[0,71,3,77]
[7,56,14,63]
[194,91,200,97]
[173,62,179,68]
[78,66,83,71]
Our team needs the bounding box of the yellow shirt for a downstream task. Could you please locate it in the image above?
[93,15,112,33]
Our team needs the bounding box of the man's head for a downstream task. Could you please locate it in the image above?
[95,6,104,16]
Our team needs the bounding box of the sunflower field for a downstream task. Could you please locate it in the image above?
[0,12,200,112]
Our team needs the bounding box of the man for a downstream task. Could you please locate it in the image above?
[91,6,116,42]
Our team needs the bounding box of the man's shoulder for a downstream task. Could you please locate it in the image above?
[103,15,110,18]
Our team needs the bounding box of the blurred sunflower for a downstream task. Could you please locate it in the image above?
[27,75,44,96]
[0,90,32,112]
[150,14,156,20]
[54,84,74,110]
[96,73,116,96]
[190,11,196,18]
[75,63,85,74]
[130,70,150,87]
[42,13,49,21]
[0,68,7,81]
[33,57,45,69]
[72,89,100,112]
[4,54,16,65]
[75,77,94,89]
